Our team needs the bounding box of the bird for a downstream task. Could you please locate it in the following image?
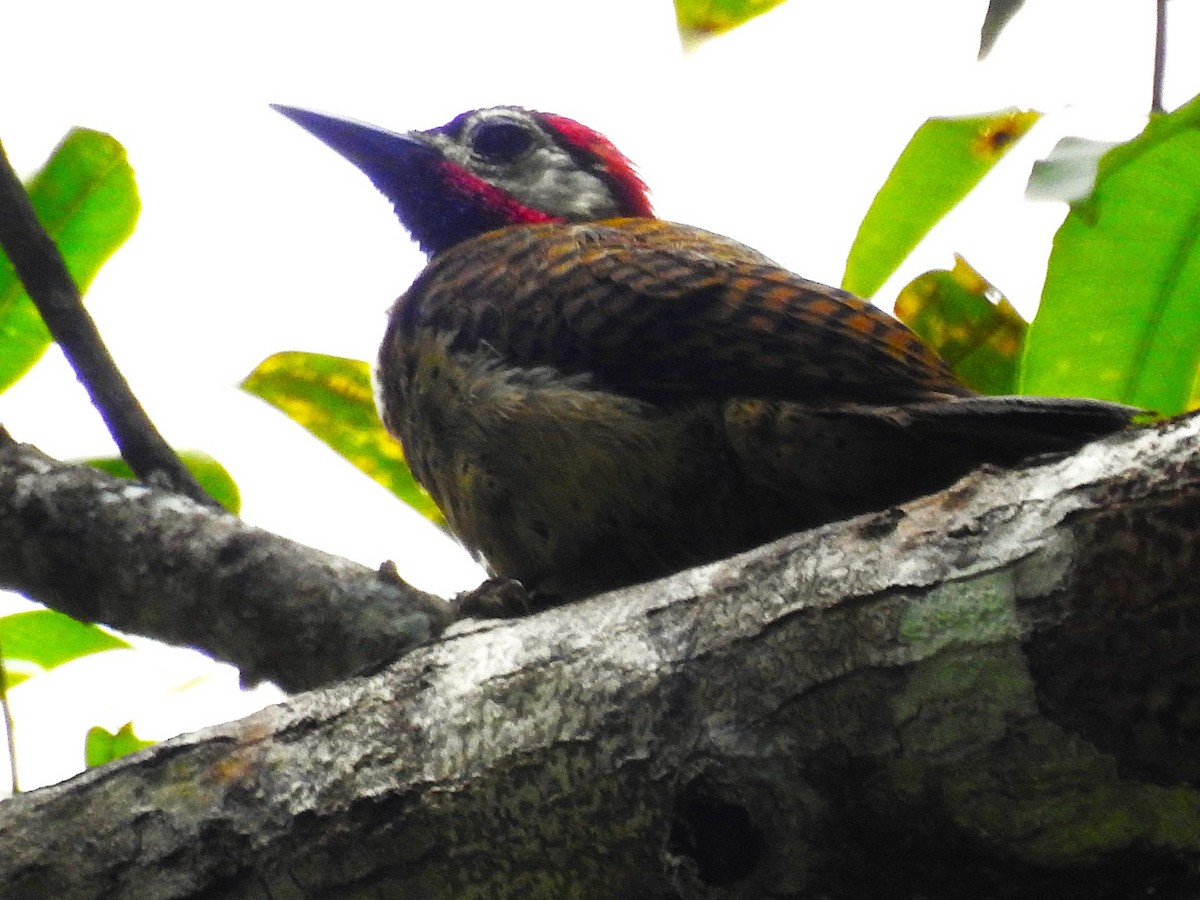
[272,104,1136,604]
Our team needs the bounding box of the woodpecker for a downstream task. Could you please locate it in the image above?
[273,104,1135,602]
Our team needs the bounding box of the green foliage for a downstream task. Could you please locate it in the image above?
[241,351,446,527]
[0,129,241,770]
[1026,137,1120,204]
[1021,94,1200,413]
[894,256,1028,395]
[852,91,1200,413]
[0,129,140,393]
[2,666,31,690]
[0,130,232,489]
[0,609,130,669]
[843,110,1040,299]
[87,451,242,515]
[673,0,788,43]
[85,722,154,767]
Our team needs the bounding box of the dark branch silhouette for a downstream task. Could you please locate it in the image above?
[0,434,451,691]
[0,138,216,507]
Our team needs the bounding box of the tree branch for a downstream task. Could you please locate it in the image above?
[1153,0,1168,114]
[0,433,451,691]
[1,414,1196,898]
[0,138,215,507]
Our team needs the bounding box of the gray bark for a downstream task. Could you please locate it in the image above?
[0,435,451,691]
[0,415,1197,899]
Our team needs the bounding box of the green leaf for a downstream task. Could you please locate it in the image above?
[1021,94,1200,414]
[85,722,154,768]
[894,256,1027,395]
[674,0,787,45]
[843,110,1041,298]
[0,129,140,393]
[0,609,131,669]
[978,0,1027,59]
[86,451,242,514]
[241,351,446,527]
[2,667,31,690]
[1026,137,1121,204]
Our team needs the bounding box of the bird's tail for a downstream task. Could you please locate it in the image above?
[889,395,1142,455]
[726,393,1142,544]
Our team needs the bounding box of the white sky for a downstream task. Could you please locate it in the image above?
[0,0,1197,790]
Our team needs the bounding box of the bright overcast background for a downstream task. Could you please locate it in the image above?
[1,0,1198,790]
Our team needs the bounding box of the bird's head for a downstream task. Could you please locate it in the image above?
[273,104,653,256]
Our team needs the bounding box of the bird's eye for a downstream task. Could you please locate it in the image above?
[469,120,535,162]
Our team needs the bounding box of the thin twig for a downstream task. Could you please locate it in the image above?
[0,138,217,507]
[1152,0,1167,114]
[0,652,18,794]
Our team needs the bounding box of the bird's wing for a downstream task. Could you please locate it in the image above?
[408,218,971,404]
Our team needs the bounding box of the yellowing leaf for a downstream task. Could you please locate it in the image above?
[675,0,787,45]
[843,110,1040,298]
[895,256,1027,395]
[241,351,446,527]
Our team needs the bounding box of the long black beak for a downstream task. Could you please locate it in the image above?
[271,104,438,203]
